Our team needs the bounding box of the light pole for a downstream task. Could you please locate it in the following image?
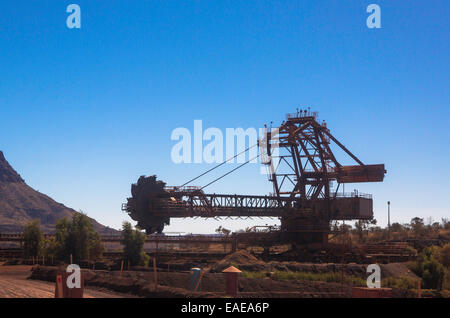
[387,201,391,241]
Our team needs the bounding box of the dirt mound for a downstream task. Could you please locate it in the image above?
[381,263,419,280]
[222,250,263,265]
[0,151,115,234]
[210,250,267,272]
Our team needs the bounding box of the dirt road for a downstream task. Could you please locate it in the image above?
[0,265,128,298]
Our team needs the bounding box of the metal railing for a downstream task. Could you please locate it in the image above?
[286,110,318,120]
[335,192,372,199]
[165,186,202,192]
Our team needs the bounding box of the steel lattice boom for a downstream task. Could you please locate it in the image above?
[123,110,386,246]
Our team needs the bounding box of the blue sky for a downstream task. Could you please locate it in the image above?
[0,1,449,233]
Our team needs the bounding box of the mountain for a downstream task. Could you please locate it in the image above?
[0,151,116,234]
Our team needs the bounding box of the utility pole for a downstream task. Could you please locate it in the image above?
[387,201,391,241]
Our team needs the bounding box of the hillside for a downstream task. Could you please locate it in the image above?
[0,151,116,234]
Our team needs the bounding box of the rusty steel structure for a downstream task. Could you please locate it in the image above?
[123,110,386,246]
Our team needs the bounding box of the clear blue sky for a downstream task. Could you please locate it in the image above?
[1,1,449,233]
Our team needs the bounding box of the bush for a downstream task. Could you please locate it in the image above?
[422,257,445,290]
[409,246,446,290]
[383,277,417,290]
[440,244,450,267]
[240,270,366,286]
[405,245,418,256]
[443,269,450,291]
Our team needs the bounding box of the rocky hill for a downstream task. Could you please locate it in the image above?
[0,151,116,234]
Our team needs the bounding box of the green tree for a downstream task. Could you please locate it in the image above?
[410,217,425,238]
[50,217,70,260]
[354,220,375,243]
[42,236,59,260]
[88,231,104,261]
[391,222,403,232]
[442,218,450,230]
[120,222,149,267]
[51,212,104,263]
[23,219,43,258]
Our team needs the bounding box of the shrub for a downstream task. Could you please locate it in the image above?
[409,246,445,290]
[383,277,417,290]
[241,270,366,286]
[443,269,450,291]
[440,244,450,267]
[422,257,445,290]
